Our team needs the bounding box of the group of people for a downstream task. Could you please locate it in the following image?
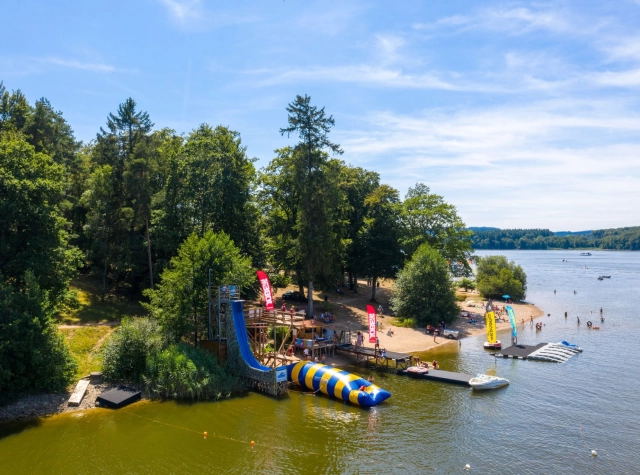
[319,312,334,323]
[302,348,328,364]
[415,357,439,370]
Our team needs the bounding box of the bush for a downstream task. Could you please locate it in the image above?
[390,244,459,326]
[101,318,163,383]
[476,255,527,301]
[458,278,475,292]
[268,325,291,343]
[0,273,77,403]
[455,294,467,302]
[392,317,417,328]
[143,343,242,400]
[101,317,242,400]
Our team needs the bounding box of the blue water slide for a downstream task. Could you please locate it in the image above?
[231,300,272,372]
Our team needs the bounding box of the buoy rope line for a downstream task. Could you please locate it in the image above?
[123,410,340,458]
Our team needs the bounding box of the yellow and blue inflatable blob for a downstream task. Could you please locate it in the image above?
[286,362,391,407]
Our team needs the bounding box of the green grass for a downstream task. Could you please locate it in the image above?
[391,317,417,328]
[57,274,147,324]
[60,326,113,378]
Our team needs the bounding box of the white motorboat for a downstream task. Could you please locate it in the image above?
[469,374,509,390]
[483,340,502,350]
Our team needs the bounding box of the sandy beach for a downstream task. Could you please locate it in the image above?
[276,279,545,358]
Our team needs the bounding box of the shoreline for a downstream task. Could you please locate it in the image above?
[1,281,545,424]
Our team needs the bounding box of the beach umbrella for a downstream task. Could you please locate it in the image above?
[502,294,510,299]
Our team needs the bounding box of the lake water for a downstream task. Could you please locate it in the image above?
[1,250,639,474]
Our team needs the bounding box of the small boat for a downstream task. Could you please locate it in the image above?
[597,276,604,280]
[601,275,611,278]
[580,252,592,256]
[483,340,502,350]
[469,374,509,390]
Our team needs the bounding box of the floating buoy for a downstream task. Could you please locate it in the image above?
[203,431,207,438]
[464,463,470,470]
[593,326,600,330]
[591,450,597,457]
[251,441,255,447]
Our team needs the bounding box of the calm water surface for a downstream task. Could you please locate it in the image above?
[1,250,639,474]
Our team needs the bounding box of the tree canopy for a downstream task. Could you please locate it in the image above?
[143,231,254,345]
[390,244,459,326]
[475,255,527,301]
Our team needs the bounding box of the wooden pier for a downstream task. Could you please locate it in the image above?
[335,344,413,372]
[397,369,474,386]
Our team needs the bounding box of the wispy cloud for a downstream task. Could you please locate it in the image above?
[338,99,640,229]
[43,57,117,73]
[414,6,574,35]
[158,0,258,30]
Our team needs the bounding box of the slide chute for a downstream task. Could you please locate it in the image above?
[231,300,272,372]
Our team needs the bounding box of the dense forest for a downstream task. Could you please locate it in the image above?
[1,82,478,397]
[470,227,640,250]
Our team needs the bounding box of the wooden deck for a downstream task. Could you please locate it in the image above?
[335,344,413,372]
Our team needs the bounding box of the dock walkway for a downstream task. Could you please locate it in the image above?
[335,344,413,372]
[397,369,474,386]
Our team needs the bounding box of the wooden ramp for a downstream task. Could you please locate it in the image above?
[397,369,473,386]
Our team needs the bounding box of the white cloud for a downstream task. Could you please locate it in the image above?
[338,100,640,229]
[43,57,117,73]
[414,6,573,35]
[158,0,258,30]
[158,0,203,26]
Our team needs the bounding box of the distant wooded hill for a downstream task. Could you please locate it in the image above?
[469,227,640,250]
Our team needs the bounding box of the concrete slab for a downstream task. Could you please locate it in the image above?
[68,379,90,406]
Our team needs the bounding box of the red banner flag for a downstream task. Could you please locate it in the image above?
[256,270,275,310]
[366,304,377,344]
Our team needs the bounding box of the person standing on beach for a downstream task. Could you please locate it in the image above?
[577,316,580,324]
[530,316,533,324]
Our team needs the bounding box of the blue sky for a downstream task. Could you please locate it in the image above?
[3,0,640,231]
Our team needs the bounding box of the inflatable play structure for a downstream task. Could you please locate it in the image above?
[286,361,391,407]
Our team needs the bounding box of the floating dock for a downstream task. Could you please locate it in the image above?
[335,344,412,372]
[397,369,473,386]
[498,343,582,362]
[96,387,141,409]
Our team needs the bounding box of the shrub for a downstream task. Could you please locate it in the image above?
[455,294,467,302]
[268,325,291,343]
[0,273,77,403]
[476,255,527,301]
[458,278,475,292]
[143,343,242,400]
[390,244,459,326]
[392,317,417,328]
[101,318,163,383]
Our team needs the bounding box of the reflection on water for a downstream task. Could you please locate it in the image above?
[1,251,639,474]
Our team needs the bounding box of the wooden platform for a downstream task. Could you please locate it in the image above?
[96,387,141,409]
[397,369,473,386]
[498,343,547,359]
[335,344,412,372]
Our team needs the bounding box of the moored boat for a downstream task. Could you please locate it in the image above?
[483,340,502,349]
[469,373,509,390]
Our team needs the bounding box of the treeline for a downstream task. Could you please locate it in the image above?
[471,227,640,251]
[1,83,475,396]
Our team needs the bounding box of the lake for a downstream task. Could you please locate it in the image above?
[1,250,638,474]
